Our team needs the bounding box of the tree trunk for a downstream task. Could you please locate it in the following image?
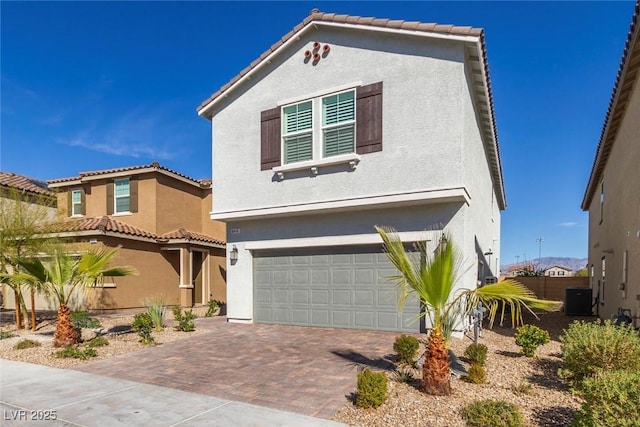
[14,291,23,329]
[30,288,36,331]
[54,304,79,347]
[422,327,452,395]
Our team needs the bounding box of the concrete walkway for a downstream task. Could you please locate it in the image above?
[0,359,345,426]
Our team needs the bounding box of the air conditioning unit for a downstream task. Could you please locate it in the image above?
[485,276,498,284]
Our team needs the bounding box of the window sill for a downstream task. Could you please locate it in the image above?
[272,153,361,179]
[112,212,132,217]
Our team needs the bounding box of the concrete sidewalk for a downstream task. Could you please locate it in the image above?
[0,359,346,426]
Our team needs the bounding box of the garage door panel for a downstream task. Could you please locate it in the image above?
[332,311,351,326]
[333,289,352,305]
[292,289,310,304]
[311,310,330,325]
[254,247,420,332]
[354,290,374,306]
[311,289,330,304]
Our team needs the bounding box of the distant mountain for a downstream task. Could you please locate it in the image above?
[501,257,588,273]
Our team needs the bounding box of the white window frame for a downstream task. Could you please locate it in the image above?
[71,188,83,217]
[114,178,130,214]
[280,88,357,166]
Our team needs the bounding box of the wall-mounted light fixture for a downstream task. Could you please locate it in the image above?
[230,244,238,264]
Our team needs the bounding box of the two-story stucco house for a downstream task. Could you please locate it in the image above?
[197,11,506,333]
[44,162,226,311]
[582,2,639,324]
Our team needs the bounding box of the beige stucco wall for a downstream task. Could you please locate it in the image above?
[587,74,640,324]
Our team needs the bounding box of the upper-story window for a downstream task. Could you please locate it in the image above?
[68,188,85,217]
[260,82,383,172]
[114,178,130,213]
[282,89,356,164]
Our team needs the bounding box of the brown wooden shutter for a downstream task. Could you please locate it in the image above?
[260,107,281,170]
[106,182,114,215]
[129,178,138,213]
[356,81,383,154]
[80,188,86,215]
[67,191,72,217]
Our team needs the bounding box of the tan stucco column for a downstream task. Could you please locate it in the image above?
[179,247,193,307]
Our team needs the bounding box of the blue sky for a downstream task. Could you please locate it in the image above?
[1,1,635,267]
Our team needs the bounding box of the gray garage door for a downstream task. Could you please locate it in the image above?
[254,246,422,332]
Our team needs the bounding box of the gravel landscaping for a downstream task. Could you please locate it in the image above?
[1,308,588,426]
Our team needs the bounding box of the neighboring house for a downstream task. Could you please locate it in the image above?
[41,162,227,310]
[582,1,640,323]
[0,171,58,307]
[197,10,505,333]
[544,266,574,277]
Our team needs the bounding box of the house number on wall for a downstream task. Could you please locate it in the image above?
[230,228,241,234]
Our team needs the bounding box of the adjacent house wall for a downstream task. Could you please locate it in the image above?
[587,75,640,323]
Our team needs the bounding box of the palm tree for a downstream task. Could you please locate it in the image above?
[376,226,561,395]
[6,247,136,347]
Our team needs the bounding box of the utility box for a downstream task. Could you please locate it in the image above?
[565,287,592,316]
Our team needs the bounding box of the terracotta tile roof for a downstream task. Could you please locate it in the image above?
[48,216,156,239]
[48,217,225,247]
[48,162,207,187]
[0,171,54,196]
[197,9,483,112]
[158,228,225,246]
[582,1,640,209]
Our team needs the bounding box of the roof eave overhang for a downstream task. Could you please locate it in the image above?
[196,21,481,119]
[48,168,204,189]
[582,3,640,210]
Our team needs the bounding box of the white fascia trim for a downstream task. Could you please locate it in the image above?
[211,187,470,221]
[48,180,82,188]
[245,231,435,251]
[80,168,201,188]
[198,22,479,117]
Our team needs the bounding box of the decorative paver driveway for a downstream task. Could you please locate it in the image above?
[73,317,405,419]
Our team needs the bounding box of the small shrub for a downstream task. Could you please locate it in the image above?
[464,343,488,366]
[511,380,533,395]
[13,339,41,350]
[143,296,167,332]
[54,346,98,360]
[86,336,109,348]
[70,310,101,329]
[205,299,223,317]
[463,399,524,427]
[514,324,550,357]
[559,319,640,389]
[172,306,197,332]
[0,331,16,340]
[131,312,155,345]
[356,368,388,409]
[572,369,640,427]
[393,334,420,364]
[466,362,487,384]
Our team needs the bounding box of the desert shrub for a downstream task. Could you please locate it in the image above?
[511,380,533,396]
[205,299,223,317]
[0,331,16,340]
[172,306,197,332]
[463,399,524,427]
[71,310,101,329]
[466,362,487,384]
[514,324,550,357]
[13,339,41,350]
[392,364,417,383]
[143,297,167,332]
[54,346,97,360]
[356,368,388,409]
[559,319,640,389]
[131,312,155,345]
[86,336,109,348]
[572,369,640,427]
[393,334,420,364]
[464,343,488,366]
